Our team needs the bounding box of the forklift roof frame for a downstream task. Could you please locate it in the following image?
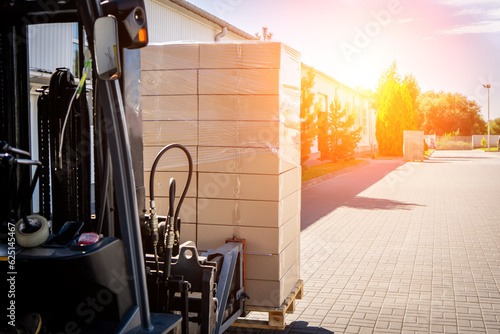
[0,0,154,331]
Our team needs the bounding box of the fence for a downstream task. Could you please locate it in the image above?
[435,136,472,150]
[472,135,500,148]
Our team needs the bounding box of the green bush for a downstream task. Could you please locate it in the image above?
[436,140,471,150]
[481,136,486,148]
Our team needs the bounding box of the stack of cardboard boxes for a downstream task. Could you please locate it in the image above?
[141,41,301,307]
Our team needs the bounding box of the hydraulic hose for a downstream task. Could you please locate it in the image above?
[148,143,193,303]
[149,143,193,223]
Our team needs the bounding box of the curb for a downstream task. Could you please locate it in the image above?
[301,160,370,190]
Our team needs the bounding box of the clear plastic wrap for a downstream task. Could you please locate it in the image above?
[141,41,301,307]
[141,41,300,171]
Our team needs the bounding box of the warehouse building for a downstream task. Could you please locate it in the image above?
[302,64,377,157]
[27,0,376,168]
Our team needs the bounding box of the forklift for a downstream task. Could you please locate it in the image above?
[0,0,247,333]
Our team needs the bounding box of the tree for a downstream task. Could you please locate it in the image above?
[317,103,329,160]
[376,78,416,156]
[300,68,318,164]
[373,61,420,156]
[255,27,273,40]
[489,118,500,135]
[355,86,373,98]
[318,95,362,162]
[417,91,486,136]
[372,60,400,111]
[403,73,421,118]
[373,61,420,115]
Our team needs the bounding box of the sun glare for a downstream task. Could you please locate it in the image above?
[349,64,380,91]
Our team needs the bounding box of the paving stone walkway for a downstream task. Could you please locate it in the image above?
[228,150,500,334]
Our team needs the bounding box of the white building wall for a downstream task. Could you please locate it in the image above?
[27,1,248,76]
[303,66,377,155]
[145,0,246,43]
[146,0,215,42]
[28,23,73,73]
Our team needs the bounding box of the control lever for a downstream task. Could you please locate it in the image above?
[1,141,31,158]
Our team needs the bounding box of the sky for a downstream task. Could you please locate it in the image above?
[187,0,500,121]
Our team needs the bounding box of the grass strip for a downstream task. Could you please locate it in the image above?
[475,147,499,152]
[302,159,364,182]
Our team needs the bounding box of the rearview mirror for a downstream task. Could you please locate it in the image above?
[94,16,121,80]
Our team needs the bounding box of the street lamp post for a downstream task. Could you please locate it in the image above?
[484,84,491,151]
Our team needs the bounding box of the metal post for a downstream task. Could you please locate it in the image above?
[484,84,491,151]
[98,79,153,332]
[488,86,490,151]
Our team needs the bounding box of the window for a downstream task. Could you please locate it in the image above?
[72,22,79,40]
[72,23,79,75]
[72,23,88,77]
[72,43,79,76]
[319,93,327,113]
[362,108,368,135]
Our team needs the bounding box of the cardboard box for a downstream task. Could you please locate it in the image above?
[143,145,198,173]
[199,95,280,121]
[144,171,197,199]
[199,42,283,69]
[197,146,297,175]
[141,43,199,70]
[199,42,301,89]
[145,196,197,224]
[179,223,197,245]
[143,120,197,147]
[198,120,280,148]
[279,131,301,168]
[280,190,301,227]
[279,214,300,253]
[195,212,299,254]
[279,167,301,200]
[142,95,198,121]
[197,167,300,201]
[142,70,198,96]
[198,198,268,227]
[197,190,300,228]
[246,236,299,281]
[245,260,300,307]
[199,69,280,95]
[198,122,300,156]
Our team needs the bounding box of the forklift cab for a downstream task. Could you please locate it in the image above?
[0,0,179,332]
[0,1,246,333]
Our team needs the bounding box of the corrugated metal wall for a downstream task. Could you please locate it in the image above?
[145,0,244,43]
[27,1,246,74]
[28,23,73,73]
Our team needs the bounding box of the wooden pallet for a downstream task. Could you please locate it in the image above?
[231,279,304,329]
